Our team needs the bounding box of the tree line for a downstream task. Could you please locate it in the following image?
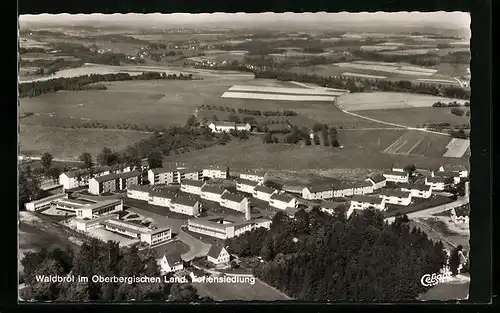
[225,209,448,301]
[254,69,470,100]
[20,239,210,302]
[19,72,194,98]
[199,104,298,117]
[432,101,468,108]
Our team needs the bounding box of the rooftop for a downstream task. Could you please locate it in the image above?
[201,185,227,195]
[207,245,226,258]
[305,185,333,193]
[270,193,294,203]
[285,206,301,216]
[120,170,142,179]
[399,183,431,192]
[127,185,153,193]
[254,185,277,195]
[379,190,411,198]
[384,171,409,177]
[221,192,246,203]
[351,195,383,205]
[164,254,183,265]
[321,200,347,209]
[181,179,205,188]
[236,178,260,187]
[211,121,249,128]
[171,196,199,207]
[149,189,177,199]
[433,171,460,178]
[92,173,121,183]
[367,173,386,183]
[426,176,447,183]
[79,198,123,211]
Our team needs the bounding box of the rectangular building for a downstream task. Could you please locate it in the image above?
[352,181,374,195]
[399,183,432,199]
[119,170,142,190]
[200,185,227,203]
[148,167,176,185]
[88,173,120,195]
[127,185,152,201]
[24,193,68,212]
[239,171,266,184]
[269,193,297,210]
[187,216,254,240]
[383,171,409,183]
[75,199,124,219]
[253,185,278,202]
[425,176,447,191]
[220,192,249,213]
[148,190,177,208]
[349,195,386,213]
[378,190,412,206]
[302,185,333,200]
[332,183,354,198]
[100,218,171,246]
[177,167,203,182]
[159,254,184,273]
[365,174,387,190]
[236,178,260,194]
[206,245,230,266]
[180,179,205,195]
[203,165,229,179]
[432,171,461,184]
[170,196,201,216]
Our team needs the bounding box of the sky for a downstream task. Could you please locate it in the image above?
[19,12,470,35]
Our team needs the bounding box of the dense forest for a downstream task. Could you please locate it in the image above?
[226,209,448,301]
[20,239,210,302]
[19,72,194,98]
[254,69,470,100]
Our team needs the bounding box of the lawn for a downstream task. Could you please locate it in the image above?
[149,239,190,259]
[193,277,290,301]
[19,124,151,160]
[164,131,468,172]
[355,107,470,128]
[338,92,469,111]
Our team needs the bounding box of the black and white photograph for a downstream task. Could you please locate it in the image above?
[18,12,472,302]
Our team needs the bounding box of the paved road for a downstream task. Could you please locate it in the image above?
[177,228,211,261]
[385,198,467,224]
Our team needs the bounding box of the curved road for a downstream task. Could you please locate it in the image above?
[385,198,468,224]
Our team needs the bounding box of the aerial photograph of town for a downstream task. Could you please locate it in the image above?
[18,12,471,302]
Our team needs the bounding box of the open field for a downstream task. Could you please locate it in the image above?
[380,49,437,56]
[354,107,470,128]
[334,62,438,76]
[383,131,451,158]
[227,85,346,95]
[221,92,339,102]
[19,124,150,160]
[164,131,467,171]
[193,278,290,301]
[338,92,469,111]
[360,45,401,51]
[443,138,470,158]
[341,72,387,79]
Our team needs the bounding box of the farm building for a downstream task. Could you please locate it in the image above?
[75,199,124,219]
[203,165,229,179]
[451,205,470,224]
[302,185,334,200]
[148,190,177,208]
[200,185,227,203]
[253,185,278,202]
[365,174,387,190]
[208,122,251,133]
[378,190,412,206]
[187,216,254,240]
[320,201,348,216]
[99,217,171,246]
[127,185,152,201]
[180,179,205,195]
[383,171,410,183]
[159,254,184,273]
[269,193,297,210]
[24,193,68,212]
[236,178,261,194]
[170,196,201,216]
[425,176,447,191]
[399,183,432,199]
[239,171,267,184]
[207,245,230,266]
[347,195,386,218]
[220,192,249,213]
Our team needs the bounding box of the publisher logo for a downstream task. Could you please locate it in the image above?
[420,272,452,287]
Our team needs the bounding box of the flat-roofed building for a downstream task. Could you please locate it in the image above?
[236,178,260,194]
[200,185,227,203]
[127,185,152,201]
[180,179,205,195]
[100,218,171,246]
[147,167,177,185]
[24,193,68,212]
[253,185,278,202]
[269,193,297,210]
[52,198,95,213]
[378,190,412,206]
[220,192,249,213]
[365,173,387,190]
[203,165,229,179]
[170,196,201,216]
[302,185,333,200]
[75,199,123,219]
[399,183,432,198]
[383,171,409,183]
[187,216,254,240]
[75,213,120,232]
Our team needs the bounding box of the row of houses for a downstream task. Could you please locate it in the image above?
[88,170,142,195]
[159,244,231,274]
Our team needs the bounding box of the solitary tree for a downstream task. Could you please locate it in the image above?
[147,150,163,169]
[79,152,93,169]
[186,115,199,127]
[41,153,53,171]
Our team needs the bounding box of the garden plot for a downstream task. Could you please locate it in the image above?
[442,138,470,158]
[384,132,425,156]
[383,131,450,157]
